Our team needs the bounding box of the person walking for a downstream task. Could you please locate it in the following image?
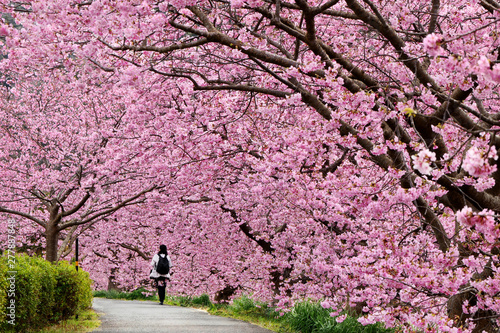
[150,244,172,305]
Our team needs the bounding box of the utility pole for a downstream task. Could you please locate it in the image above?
[75,237,79,320]
[75,237,79,272]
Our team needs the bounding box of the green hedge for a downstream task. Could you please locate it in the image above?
[0,254,93,332]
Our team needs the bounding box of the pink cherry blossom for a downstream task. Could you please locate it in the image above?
[423,33,445,56]
[320,300,331,309]
[336,314,347,323]
[0,26,8,36]
[463,146,497,178]
[412,149,436,175]
[456,206,475,227]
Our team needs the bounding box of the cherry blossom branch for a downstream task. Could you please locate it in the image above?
[344,0,443,93]
[375,118,451,251]
[193,84,291,97]
[98,37,210,54]
[376,122,451,251]
[320,147,350,177]
[412,196,450,252]
[60,192,91,218]
[117,243,150,260]
[59,185,77,203]
[58,185,158,230]
[312,0,342,15]
[86,57,114,73]
[247,30,293,59]
[220,204,275,254]
[186,6,300,68]
[0,206,46,228]
[249,56,299,91]
[57,225,77,260]
[444,18,500,44]
[255,5,380,90]
[480,0,500,12]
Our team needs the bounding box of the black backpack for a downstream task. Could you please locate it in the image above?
[156,255,170,275]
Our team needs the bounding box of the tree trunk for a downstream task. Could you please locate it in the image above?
[447,290,497,333]
[447,265,497,333]
[45,201,62,263]
[214,285,237,304]
[45,225,59,263]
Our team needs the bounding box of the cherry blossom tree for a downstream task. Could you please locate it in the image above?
[0,67,162,262]
[1,0,500,332]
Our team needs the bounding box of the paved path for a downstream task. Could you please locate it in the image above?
[92,298,274,333]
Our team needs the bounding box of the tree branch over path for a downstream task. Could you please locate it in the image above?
[58,186,158,230]
[99,37,210,54]
[0,206,46,228]
[60,192,91,218]
[148,3,460,256]
[118,243,150,260]
[344,0,443,93]
[220,205,274,254]
[95,1,494,260]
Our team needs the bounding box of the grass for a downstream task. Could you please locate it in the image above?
[206,295,291,332]
[30,309,100,333]
[93,287,157,301]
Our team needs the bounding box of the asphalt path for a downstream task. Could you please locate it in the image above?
[92,298,274,333]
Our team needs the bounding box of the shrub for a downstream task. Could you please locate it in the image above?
[0,258,9,329]
[230,295,259,314]
[92,290,109,298]
[287,301,333,333]
[192,294,212,307]
[52,261,93,321]
[0,254,92,333]
[93,287,157,301]
[93,289,123,299]
[125,287,155,300]
[176,295,194,307]
[286,301,394,333]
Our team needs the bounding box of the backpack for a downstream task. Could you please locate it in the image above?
[156,255,170,275]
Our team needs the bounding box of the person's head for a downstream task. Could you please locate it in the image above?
[159,244,167,255]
